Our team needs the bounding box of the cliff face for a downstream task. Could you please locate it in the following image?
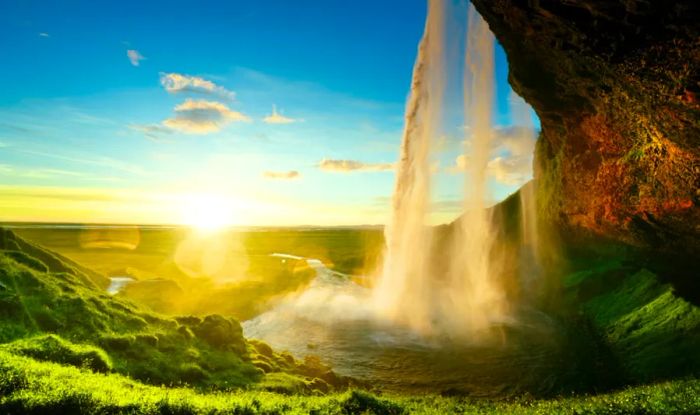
[470,0,700,256]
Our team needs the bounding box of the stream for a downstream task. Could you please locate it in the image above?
[106,276,134,295]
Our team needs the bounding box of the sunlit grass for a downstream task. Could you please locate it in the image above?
[1,350,698,414]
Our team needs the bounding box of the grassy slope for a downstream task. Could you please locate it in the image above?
[561,243,700,383]
[0,229,352,393]
[1,350,699,414]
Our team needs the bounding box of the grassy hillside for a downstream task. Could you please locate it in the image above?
[1,349,698,414]
[0,228,353,393]
[11,226,384,320]
[560,240,700,383]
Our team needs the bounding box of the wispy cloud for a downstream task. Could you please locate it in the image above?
[127,49,145,66]
[263,170,300,180]
[38,32,50,38]
[0,164,83,179]
[163,99,250,134]
[0,185,162,224]
[129,124,173,142]
[372,196,465,213]
[0,164,119,182]
[263,105,299,124]
[159,73,234,100]
[0,185,124,203]
[318,158,394,173]
[18,149,147,176]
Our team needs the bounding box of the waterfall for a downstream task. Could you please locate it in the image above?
[443,3,507,333]
[373,0,521,336]
[372,0,446,334]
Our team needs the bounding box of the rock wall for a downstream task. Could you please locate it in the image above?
[470,0,699,256]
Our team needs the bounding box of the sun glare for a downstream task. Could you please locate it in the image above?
[180,193,236,232]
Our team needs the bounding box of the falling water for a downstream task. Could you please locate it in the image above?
[372,0,446,334]
[511,91,541,297]
[374,1,513,335]
[443,4,506,333]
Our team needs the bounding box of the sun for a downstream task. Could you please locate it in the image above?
[180,193,236,232]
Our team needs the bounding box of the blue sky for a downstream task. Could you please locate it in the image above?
[0,0,538,226]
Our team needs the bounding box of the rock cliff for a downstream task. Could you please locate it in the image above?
[470,0,699,257]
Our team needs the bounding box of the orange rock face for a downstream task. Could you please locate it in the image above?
[471,0,699,256]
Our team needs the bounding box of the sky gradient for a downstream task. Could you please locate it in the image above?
[0,0,539,226]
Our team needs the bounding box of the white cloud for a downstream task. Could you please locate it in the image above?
[127,49,145,66]
[486,155,532,186]
[159,73,234,100]
[449,125,537,186]
[318,158,394,173]
[263,105,298,124]
[163,99,250,134]
[38,32,50,38]
[263,170,300,180]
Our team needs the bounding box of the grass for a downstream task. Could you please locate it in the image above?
[0,334,112,373]
[0,229,353,393]
[560,239,700,383]
[579,269,700,380]
[0,350,698,414]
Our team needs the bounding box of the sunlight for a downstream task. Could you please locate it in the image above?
[179,193,237,232]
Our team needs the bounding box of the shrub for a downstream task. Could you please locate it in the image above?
[135,333,159,347]
[178,363,209,384]
[99,334,135,351]
[341,390,405,415]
